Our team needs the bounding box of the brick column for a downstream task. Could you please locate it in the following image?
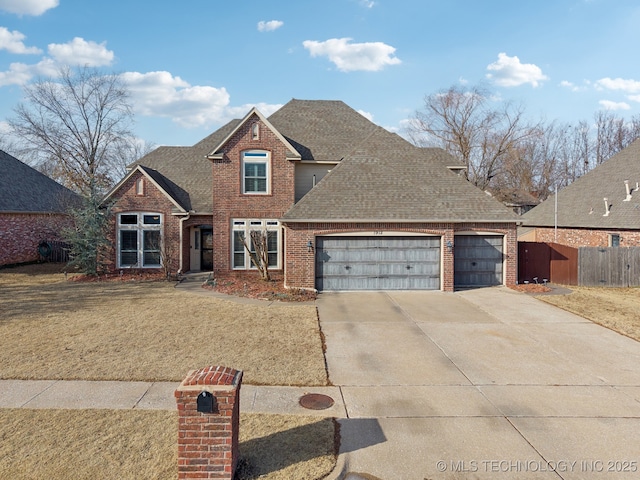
[175,366,243,480]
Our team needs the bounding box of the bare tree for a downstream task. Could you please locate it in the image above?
[240,230,271,281]
[408,84,539,191]
[9,66,135,198]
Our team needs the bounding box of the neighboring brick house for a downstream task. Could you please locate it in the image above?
[103,99,519,291]
[521,138,640,248]
[0,150,79,266]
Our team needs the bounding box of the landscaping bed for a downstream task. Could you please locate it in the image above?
[205,271,317,302]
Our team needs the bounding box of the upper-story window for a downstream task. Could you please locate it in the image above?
[242,150,269,194]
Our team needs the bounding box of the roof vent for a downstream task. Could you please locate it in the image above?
[603,197,610,216]
[624,180,632,202]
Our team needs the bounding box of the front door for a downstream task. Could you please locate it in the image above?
[201,229,213,271]
[190,228,201,271]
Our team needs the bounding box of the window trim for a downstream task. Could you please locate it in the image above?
[117,212,163,268]
[609,233,621,247]
[241,150,270,195]
[231,219,281,270]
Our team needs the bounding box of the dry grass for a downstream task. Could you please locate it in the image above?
[0,264,327,385]
[539,286,640,341]
[0,409,336,480]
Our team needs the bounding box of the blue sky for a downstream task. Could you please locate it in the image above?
[1,0,639,148]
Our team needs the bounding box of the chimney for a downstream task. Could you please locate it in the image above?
[624,180,632,201]
[603,197,610,216]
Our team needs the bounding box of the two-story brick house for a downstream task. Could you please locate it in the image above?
[104,99,519,291]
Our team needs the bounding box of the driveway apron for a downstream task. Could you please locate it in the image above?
[317,287,640,480]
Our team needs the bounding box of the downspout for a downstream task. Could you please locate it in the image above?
[554,184,558,242]
[178,212,192,274]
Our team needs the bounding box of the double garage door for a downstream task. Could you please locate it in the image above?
[315,236,441,290]
[315,235,504,291]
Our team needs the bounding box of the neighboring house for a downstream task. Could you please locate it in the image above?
[103,99,519,291]
[521,138,640,248]
[489,189,540,216]
[0,150,79,266]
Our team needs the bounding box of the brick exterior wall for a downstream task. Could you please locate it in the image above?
[0,212,72,266]
[532,227,640,248]
[175,366,242,480]
[107,171,211,274]
[283,222,517,292]
[212,114,295,274]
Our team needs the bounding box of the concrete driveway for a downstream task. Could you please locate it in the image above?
[317,287,640,480]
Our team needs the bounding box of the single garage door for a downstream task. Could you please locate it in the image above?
[315,236,441,291]
[454,235,503,288]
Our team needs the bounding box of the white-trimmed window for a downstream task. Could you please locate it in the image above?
[232,219,281,269]
[117,213,163,268]
[242,150,269,194]
[609,233,621,247]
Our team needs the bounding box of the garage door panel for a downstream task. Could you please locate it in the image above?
[454,235,503,288]
[316,236,440,291]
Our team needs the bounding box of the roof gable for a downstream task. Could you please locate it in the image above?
[206,108,301,160]
[523,138,640,229]
[102,165,188,213]
[0,150,80,213]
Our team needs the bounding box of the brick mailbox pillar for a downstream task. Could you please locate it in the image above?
[175,366,243,480]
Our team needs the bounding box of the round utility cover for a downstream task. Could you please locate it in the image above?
[299,393,334,410]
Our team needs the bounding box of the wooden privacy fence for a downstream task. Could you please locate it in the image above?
[578,247,640,287]
[518,242,640,287]
[518,242,578,285]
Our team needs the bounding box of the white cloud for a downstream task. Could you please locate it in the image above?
[599,100,631,111]
[359,0,375,7]
[357,109,374,121]
[0,58,57,86]
[226,102,283,119]
[0,36,112,85]
[628,95,640,103]
[0,0,58,15]
[303,37,401,72]
[48,37,114,67]
[595,77,640,94]
[257,20,284,32]
[122,71,282,128]
[486,53,548,87]
[0,27,42,54]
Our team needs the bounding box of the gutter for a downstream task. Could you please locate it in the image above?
[280,217,521,224]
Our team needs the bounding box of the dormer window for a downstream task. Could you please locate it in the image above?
[242,151,269,194]
[251,123,260,140]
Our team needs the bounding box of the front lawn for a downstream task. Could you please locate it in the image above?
[0,409,336,480]
[538,286,640,341]
[0,264,327,385]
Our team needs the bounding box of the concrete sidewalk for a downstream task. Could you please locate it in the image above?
[0,379,346,417]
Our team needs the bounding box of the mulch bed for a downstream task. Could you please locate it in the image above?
[203,272,317,302]
[509,283,552,293]
[70,271,168,283]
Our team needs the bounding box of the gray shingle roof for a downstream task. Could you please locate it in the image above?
[281,128,519,223]
[0,149,80,213]
[523,138,640,229]
[128,120,240,213]
[268,99,380,161]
